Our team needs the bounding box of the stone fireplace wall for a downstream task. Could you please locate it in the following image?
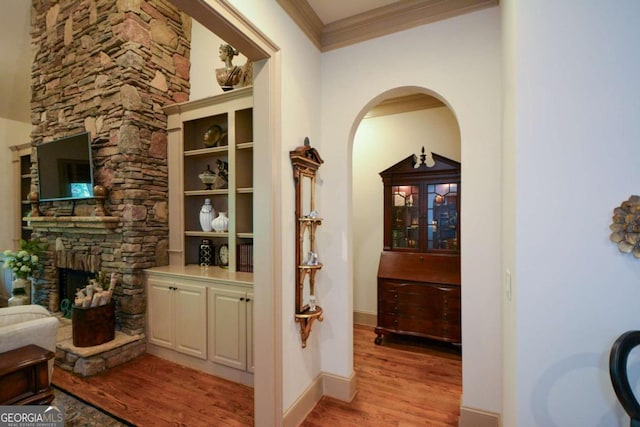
[29,0,191,335]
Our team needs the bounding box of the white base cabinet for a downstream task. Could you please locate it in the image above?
[145,266,254,384]
[208,286,253,372]
[147,278,207,359]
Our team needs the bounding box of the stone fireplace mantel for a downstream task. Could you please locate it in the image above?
[28,216,120,234]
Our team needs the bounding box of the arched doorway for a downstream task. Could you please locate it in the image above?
[351,87,461,329]
[351,85,463,414]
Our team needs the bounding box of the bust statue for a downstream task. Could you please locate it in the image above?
[215,44,243,91]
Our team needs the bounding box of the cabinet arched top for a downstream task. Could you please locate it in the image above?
[380,147,460,183]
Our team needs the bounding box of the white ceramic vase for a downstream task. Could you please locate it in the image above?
[199,199,215,232]
[211,212,229,232]
[9,278,31,306]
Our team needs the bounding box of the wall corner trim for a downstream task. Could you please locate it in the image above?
[323,371,357,402]
[282,371,357,427]
[283,374,323,427]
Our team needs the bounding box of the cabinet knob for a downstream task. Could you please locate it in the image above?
[246,298,251,302]
[240,297,245,301]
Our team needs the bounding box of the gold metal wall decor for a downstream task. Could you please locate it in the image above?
[610,195,640,258]
[290,138,324,348]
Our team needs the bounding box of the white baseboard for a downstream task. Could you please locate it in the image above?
[323,370,357,402]
[282,374,323,427]
[353,310,376,327]
[283,371,357,427]
[459,406,501,427]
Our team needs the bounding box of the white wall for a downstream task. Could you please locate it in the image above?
[322,7,502,412]
[504,0,640,425]
[190,20,248,100]
[352,107,460,317]
[501,0,517,424]
[0,117,31,251]
[211,0,325,412]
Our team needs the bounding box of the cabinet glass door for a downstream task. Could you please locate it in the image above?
[426,183,458,250]
[391,185,420,250]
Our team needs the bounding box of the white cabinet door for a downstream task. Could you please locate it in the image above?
[174,282,207,359]
[208,286,247,370]
[246,292,254,373]
[147,279,175,349]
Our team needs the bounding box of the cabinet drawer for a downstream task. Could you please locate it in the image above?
[379,313,441,332]
[379,280,460,294]
[379,294,448,310]
[379,300,444,318]
[379,282,459,305]
[378,314,461,342]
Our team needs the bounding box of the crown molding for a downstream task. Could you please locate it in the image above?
[365,94,445,118]
[275,0,324,50]
[277,0,498,52]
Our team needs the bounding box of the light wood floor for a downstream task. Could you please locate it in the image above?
[52,324,461,426]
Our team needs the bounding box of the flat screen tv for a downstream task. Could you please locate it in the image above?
[36,132,95,202]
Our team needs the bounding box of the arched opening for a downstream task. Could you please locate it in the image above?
[351,85,463,415]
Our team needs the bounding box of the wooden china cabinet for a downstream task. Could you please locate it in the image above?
[375,148,461,345]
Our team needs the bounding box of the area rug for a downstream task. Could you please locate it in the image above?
[52,385,135,426]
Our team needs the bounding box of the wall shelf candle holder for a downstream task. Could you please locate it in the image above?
[290,138,324,348]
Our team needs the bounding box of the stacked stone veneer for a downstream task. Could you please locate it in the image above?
[29,0,191,373]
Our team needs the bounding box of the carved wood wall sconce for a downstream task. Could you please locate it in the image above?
[290,137,324,348]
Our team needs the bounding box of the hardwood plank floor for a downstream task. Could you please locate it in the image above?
[301,325,461,427]
[52,324,461,426]
[53,354,254,426]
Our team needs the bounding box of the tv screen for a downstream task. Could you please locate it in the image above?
[37,132,95,202]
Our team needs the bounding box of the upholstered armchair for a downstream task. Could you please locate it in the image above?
[0,304,59,381]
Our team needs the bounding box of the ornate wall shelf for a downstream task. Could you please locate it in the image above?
[290,138,324,348]
[295,308,324,348]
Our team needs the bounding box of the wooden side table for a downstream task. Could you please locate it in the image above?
[0,344,54,405]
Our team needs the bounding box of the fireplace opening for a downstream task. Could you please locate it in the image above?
[59,268,96,306]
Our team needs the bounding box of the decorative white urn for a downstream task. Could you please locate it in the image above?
[199,199,215,232]
[211,212,229,232]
